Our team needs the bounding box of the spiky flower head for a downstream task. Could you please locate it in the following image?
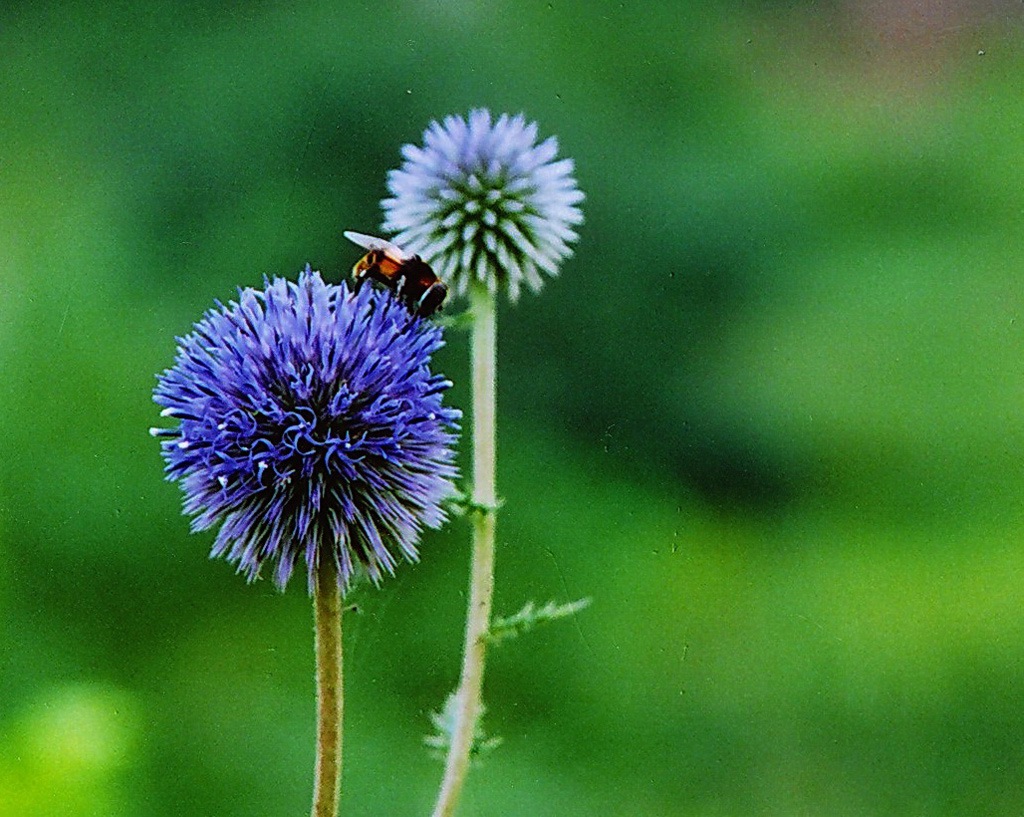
[151,267,460,593]
[382,109,584,302]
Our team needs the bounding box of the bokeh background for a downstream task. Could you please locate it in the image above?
[3,1,1024,814]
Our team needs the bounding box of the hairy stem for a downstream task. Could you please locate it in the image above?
[312,558,344,817]
[432,284,497,817]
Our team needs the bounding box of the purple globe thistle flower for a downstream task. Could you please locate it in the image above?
[382,109,584,302]
[151,267,460,593]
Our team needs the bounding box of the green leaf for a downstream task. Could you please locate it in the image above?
[443,487,504,518]
[485,598,592,646]
[442,486,471,518]
[424,691,503,761]
[434,310,475,331]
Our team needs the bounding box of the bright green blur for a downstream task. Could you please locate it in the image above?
[2,1,1024,815]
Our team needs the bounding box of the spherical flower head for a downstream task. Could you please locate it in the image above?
[382,109,584,302]
[151,267,461,593]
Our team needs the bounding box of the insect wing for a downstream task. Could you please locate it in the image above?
[343,231,413,262]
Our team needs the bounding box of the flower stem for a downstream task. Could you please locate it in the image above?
[312,558,344,817]
[432,284,497,817]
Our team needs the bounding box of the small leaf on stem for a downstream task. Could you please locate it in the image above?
[425,692,503,761]
[486,598,592,646]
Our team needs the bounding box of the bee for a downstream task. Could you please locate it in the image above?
[343,231,447,317]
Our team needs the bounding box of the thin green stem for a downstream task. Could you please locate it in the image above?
[432,284,497,817]
[312,558,344,817]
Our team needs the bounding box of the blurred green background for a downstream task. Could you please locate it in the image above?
[3,0,1024,814]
